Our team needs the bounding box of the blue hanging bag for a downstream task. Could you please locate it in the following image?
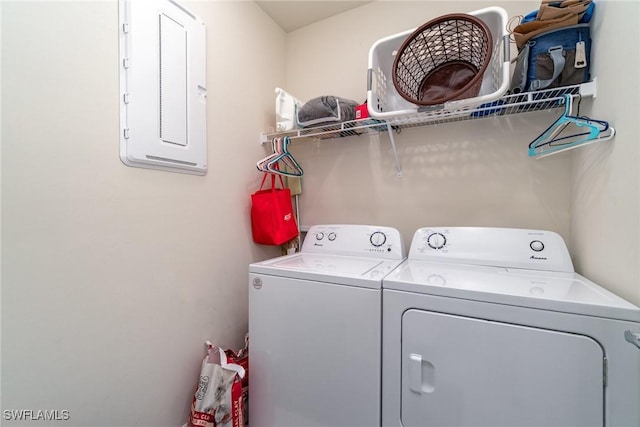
[510,1,595,93]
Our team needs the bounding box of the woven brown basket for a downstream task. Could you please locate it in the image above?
[392,14,493,106]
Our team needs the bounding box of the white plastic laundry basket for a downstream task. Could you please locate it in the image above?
[367,7,510,123]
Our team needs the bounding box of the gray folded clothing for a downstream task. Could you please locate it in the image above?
[296,96,359,127]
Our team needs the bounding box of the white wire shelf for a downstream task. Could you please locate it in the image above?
[260,117,390,144]
[259,80,598,176]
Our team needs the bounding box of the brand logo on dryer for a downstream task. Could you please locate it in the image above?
[530,255,548,260]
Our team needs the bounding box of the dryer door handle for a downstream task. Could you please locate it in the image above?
[408,353,435,394]
[625,330,640,349]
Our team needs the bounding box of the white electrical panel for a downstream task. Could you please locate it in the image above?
[119,0,207,175]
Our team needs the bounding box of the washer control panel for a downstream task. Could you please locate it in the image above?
[409,227,574,272]
[302,224,406,260]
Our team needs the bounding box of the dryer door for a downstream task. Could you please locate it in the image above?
[401,309,604,427]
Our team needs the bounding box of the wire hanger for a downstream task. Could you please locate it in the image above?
[256,137,304,177]
[528,94,615,159]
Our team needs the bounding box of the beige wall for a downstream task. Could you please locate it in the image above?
[569,0,640,305]
[1,1,283,425]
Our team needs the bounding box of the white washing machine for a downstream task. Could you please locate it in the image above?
[382,227,640,427]
[249,224,406,427]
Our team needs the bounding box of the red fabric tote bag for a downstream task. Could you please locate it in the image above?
[251,173,298,245]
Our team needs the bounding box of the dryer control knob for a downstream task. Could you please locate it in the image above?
[370,231,387,247]
[530,240,545,252]
[427,232,446,249]
[316,232,325,240]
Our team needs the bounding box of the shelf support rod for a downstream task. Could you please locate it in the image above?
[385,122,403,177]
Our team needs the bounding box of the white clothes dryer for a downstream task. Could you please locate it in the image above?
[382,227,640,427]
[249,224,406,427]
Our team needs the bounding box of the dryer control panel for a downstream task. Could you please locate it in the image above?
[409,227,574,272]
[302,224,406,260]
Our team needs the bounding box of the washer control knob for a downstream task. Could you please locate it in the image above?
[530,240,545,252]
[328,232,337,241]
[370,231,387,247]
[316,232,324,241]
[427,232,446,249]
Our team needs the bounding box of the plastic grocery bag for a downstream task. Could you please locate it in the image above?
[225,335,249,426]
[185,341,246,427]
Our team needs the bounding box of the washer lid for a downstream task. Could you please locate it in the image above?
[384,260,640,322]
[250,253,404,289]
